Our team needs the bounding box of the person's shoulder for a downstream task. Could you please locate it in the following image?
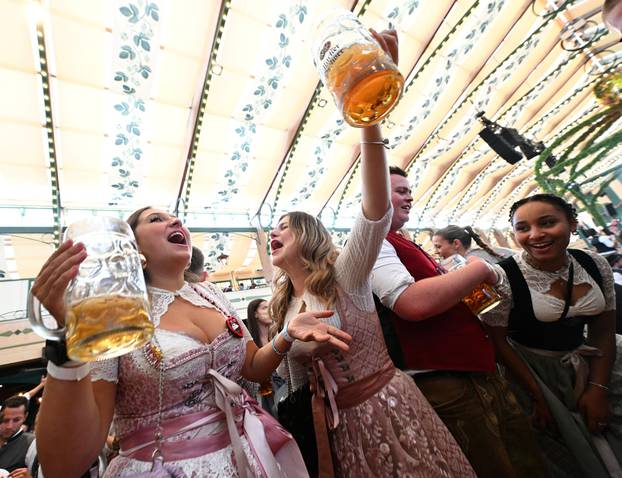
[495,246,515,256]
[571,248,608,267]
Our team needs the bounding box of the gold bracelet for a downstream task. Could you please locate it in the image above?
[588,381,609,391]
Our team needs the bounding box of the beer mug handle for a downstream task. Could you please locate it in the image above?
[27,291,66,341]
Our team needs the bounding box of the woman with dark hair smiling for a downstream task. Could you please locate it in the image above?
[481,193,622,477]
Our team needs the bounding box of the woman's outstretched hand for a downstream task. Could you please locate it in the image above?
[287,310,352,352]
[30,240,87,325]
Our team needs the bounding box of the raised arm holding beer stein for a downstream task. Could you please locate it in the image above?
[31,210,351,477]
[312,11,403,127]
[271,29,475,478]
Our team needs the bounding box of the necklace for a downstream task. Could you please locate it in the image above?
[523,251,569,274]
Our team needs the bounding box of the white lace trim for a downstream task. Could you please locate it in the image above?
[90,281,246,384]
[482,250,615,327]
[148,282,236,327]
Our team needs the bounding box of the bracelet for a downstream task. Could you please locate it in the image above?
[360,138,389,149]
[271,335,288,357]
[47,361,90,382]
[588,381,610,391]
[280,323,295,343]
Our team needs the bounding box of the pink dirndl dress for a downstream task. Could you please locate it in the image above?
[90,281,306,478]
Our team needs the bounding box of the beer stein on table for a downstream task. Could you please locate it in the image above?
[441,254,501,315]
[28,217,154,362]
[312,10,404,127]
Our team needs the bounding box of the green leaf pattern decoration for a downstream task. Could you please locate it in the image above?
[387,1,505,151]
[214,2,309,205]
[335,0,505,222]
[408,4,542,190]
[108,0,160,205]
[202,233,232,272]
[422,38,597,225]
[472,66,615,226]
[287,0,425,216]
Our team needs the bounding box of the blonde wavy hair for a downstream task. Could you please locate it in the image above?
[269,211,339,336]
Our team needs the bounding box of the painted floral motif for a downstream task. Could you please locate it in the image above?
[330,230,348,249]
[211,2,309,206]
[407,28,543,189]
[471,74,609,224]
[416,23,609,225]
[288,114,346,209]
[386,0,421,25]
[388,1,505,149]
[202,233,232,272]
[283,0,425,217]
[422,45,584,217]
[453,101,600,223]
[107,0,160,205]
[332,0,503,223]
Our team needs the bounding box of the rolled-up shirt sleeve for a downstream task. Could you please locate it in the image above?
[371,240,415,310]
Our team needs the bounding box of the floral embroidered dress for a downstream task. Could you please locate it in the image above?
[280,207,475,478]
[91,281,303,478]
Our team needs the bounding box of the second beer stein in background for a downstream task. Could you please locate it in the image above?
[441,254,501,315]
[312,10,404,127]
[28,216,154,361]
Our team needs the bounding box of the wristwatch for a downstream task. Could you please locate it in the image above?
[43,339,72,366]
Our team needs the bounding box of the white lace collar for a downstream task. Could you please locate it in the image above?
[518,251,571,277]
[147,282,231,327]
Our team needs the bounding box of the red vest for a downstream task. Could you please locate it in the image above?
[384,231,495,372]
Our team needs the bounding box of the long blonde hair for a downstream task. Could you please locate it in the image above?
[269,212,339,336]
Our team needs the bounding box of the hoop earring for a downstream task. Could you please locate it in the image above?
[139,253,147,269]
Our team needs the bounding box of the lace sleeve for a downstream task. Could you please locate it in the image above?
[335,205,392,311]
[479,264,513,327]
[90,357,119,383]
[588,251,616,311]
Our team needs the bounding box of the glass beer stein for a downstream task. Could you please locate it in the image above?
[28,216,154,361]
[441,254,501,315]
[311,10,404,127]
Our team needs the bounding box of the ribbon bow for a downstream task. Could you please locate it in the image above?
[559,344,603,400]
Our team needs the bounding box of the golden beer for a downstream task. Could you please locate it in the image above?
[441,254,501,316]
[313,10,404,127]
[259,380,273,397]
[461,282,501,316]
[325,43,404,127]
[66,295,153,362]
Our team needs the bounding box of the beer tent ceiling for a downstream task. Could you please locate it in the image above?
[0,0,620,280]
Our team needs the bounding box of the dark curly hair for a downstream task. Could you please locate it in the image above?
[509,194,578,225]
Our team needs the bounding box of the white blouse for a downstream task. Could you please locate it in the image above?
[481,250,615,327]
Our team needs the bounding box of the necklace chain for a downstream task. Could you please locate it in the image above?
[523,251,569,273]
